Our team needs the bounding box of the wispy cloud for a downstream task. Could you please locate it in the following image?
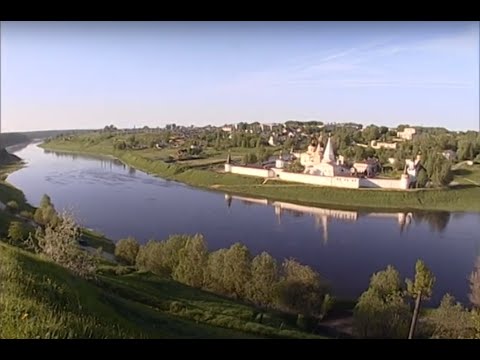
[220,23,478,93]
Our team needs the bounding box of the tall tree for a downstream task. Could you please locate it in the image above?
[353,265,410,339]
[204,248,228,294]
[223,243,252,298]
[428,294,475,339]
[248,252,279,306]
[173,234,208,288]
[406,259,436,339]
[275,259,327,317]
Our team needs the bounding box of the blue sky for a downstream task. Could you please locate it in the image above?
[1,21,479,132]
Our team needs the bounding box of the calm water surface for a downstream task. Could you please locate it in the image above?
[7,143,480,304]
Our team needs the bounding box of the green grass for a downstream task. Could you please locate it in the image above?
[41,139,480,212]
[0,242,327,339]
[452,163,480,186]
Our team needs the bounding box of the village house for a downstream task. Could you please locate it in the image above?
[370,140,397,150]
[397,127,417,141]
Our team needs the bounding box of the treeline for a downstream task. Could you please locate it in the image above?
[115,235,334,323]
[0,133,30,148]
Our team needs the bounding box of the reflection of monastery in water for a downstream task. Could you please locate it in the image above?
[224,194,413,244]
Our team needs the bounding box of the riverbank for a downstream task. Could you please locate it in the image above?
[0,153,116,252]
[40,141,480,213]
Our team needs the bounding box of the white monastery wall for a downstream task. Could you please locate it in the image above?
[225,165,408,190]
[359,178,403,189]
[228,165,270,178]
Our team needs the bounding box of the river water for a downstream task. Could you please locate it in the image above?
[7,143,480,305]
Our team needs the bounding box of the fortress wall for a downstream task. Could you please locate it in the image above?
[228,165,270,178]
[359,178,403,189]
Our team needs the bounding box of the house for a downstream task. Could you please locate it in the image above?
[370,140,397,150]
[397,127,417,141]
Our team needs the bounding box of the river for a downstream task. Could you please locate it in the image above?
[7,143,480,305]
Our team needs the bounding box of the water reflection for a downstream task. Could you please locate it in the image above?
[43,149,127,171]
[224,194,453,245]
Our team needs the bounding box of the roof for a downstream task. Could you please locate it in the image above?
[322,136,335,163]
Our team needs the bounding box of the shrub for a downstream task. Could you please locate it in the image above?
[37,212,97,279]
[7,221,25,245]
[6,200,19,213]
[114,237,140,265]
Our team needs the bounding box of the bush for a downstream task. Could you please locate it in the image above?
[7,221,25,245]
[37,213,97,279]
[6,200,19,213]
[136,235,190,276]
[114,237,140,266]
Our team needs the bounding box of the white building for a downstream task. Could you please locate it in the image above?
[370,140,397,150]
[397,127,417,141]
[302,136,350,177]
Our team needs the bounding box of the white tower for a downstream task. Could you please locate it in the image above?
[322,136,335,164]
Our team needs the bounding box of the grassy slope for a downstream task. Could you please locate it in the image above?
[0,160,37,238]
[0,243,326,339]
[41,139,480,212]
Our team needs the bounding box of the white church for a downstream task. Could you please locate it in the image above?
[224,136,416,190]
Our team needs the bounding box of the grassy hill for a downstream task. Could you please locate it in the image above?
[0,242,326,339]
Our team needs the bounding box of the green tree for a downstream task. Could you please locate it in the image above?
[243,153,258,165]
[173,234,208,288]
[162,235,191,273]
[40,194,53,208]
[353,265,410,338]
[406,259,436,339]
[34,194,60,227]
[363,125,381,142]
[353,146,366,162]
[135,240,166,274]
[114,236,140,265]
[204,248,228,294]
[7,221,25,244]
[428,294,475,339]
[248,252,279,306]
[457,140,475,161]
[223,243,252,299]
[215,133,221,150]
[275,259,327,317]
[34,205,59,227]
[135,234,189,276]
[415,168,428,188]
